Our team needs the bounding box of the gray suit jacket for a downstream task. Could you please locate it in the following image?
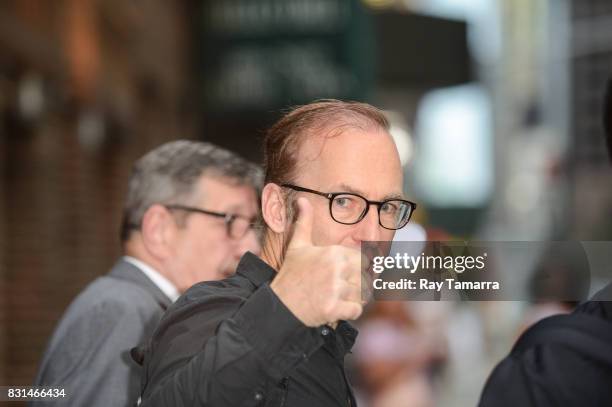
[33,259,172,406]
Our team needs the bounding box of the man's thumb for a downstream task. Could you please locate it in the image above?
[289,197,314,248]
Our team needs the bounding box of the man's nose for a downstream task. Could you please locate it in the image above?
[354,205,382,243]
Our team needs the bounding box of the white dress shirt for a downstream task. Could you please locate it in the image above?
[123,256,180,302]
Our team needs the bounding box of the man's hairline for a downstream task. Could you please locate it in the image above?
[287,121,393,182]
[124,171,258,237]
[186,170,259,204]
[285,126,402,198]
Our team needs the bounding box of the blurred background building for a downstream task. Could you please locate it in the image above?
[1,0,611,406]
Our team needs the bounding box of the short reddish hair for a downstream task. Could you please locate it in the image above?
[263,99,390,186]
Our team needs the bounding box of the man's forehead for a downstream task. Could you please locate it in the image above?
[198,174,254,191]
[294,128,404,198]
[195,176,257,202]
[297,126,393,160]
[331,183,405,200]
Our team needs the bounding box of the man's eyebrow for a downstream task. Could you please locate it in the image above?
[334,183,405,201]
[226,204,255,216]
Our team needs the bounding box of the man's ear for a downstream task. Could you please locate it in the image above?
[261,183,288,234]
[140,204,175,260]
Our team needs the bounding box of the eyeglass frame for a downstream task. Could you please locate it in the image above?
[280,184,417,230]
[164,204,257,239]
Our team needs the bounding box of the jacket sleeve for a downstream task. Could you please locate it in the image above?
[140,283,323,407]
[33,300,150,407]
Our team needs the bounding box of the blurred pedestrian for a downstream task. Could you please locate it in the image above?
[33,140,262,407]
[478,79,612,407]
[353,302,444,407]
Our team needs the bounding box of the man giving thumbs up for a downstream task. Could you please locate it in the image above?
[139,100,417,407]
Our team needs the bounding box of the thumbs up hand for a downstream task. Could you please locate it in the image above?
[270,197,366,327]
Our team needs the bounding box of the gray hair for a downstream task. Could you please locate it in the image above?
[120,140,262,241]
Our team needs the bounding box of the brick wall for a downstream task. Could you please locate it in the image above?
[0,0,194,395]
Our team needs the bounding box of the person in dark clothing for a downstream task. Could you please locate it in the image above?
[478,79,612,406]
[479,284,612,406]
[138,100,417,406]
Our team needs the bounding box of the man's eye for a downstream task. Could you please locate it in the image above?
[333,196,353,209]
[381,202,398,214]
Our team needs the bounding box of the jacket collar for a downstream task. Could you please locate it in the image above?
[236,252,276,287]
[108,258,173,310]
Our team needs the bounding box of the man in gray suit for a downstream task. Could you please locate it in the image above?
[33,140,262,406]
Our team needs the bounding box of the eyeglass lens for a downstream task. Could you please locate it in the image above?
[330,195,411,229]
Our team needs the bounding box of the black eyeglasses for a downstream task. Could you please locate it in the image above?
[164,204,256,239]
[281,184,417,230]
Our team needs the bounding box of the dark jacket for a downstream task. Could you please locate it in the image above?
[139,252,358,407]
[479,283,612,406]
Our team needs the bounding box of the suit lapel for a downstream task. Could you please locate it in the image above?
[108,259,173,311]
